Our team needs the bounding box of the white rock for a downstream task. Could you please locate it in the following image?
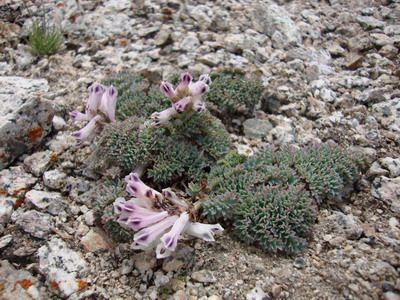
[0,76,53,170]
[252,1,302,46]
[52,116,67,131]
[246,285,269,300]
[0,260,46,300]
[379,157,400,177]
[15,210,53,238]
[372,176,400,213]
[38,238,87,297]
[0,166,37,197]
[25,190,66,215]
[0,197,14,225]
[81,228,112,252]
[180,33,200,52]
[24,150,54,177]
[43,169,67,190]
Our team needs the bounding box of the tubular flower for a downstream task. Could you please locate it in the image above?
[114,173,224,259]
[150,72,211,127]
[70,82,118,142]
[125,172,162,201]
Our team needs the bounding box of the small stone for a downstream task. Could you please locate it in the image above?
[356,16,385,30]
[153,26,171,46]
[23,151,54,177]
[47,132,75,154]
[170,278,186,292]
[38,237,87,297]
[25,190,66,215]
[345,54,364,70]
[163,258,185,272]
[173,290,187,300]
[138,26,159,37]
[0,166,37,197]
[43,169,67,190]
[384,25,400,36]
[81,228,113,252]
[63,176,91,194]
[246,285,269,300]
[380,157,400,177]
[372,176,400,213]
[0,197,14,225]
[180,33,200,52]
[293,257,306,269]
[84,210,95,226]
[121,258,134,275]
[379,45,399,59]
[243,118,273,139]
[0,234,12,249]
[154,271,170,287]
[134,252,157,273]
[252,2,302,46]
[327,211,364,240]
[368,161,389,177]
[191,270,216,283]
[52,116,66,131]
[384,291,400,300]
[15,210,53,239]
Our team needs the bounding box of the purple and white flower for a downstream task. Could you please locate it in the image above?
[150,72,211,127]
[70,82,118,142]
[114,174,223,259]
[125,172,162,201]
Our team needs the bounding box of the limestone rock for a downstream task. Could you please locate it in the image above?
[0,166,37,198]
[38,238,88,297]
[0,76,53,170]
[243,118,273,139]
[0,260,47,300]
[252,1,302,46]
[15,210,53,239]
[23,150,55,177]
[25,190,66,215]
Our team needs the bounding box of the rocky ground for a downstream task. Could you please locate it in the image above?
[1,0,400,299]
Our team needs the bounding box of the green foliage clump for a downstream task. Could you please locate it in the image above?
[92,112,231,187]
[201,145,360,254]
[28,20,63,56]
[102,73,169,121]
[205,72,264,122]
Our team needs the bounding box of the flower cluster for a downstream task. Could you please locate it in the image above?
[151,73,212,127]
[114,172,224,258]
[70,82,118,142]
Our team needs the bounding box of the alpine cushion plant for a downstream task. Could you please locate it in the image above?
[70,83,118,143]
[114,171,224,259]
[89,72,231,186]
[201,144,360,254]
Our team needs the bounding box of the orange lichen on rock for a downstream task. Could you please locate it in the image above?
[50,152,58,163]
[27,127,43,142]
[0,282,5,291]
[77,280,87,290]
[15,279,33,290]
[50,281,59,290]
